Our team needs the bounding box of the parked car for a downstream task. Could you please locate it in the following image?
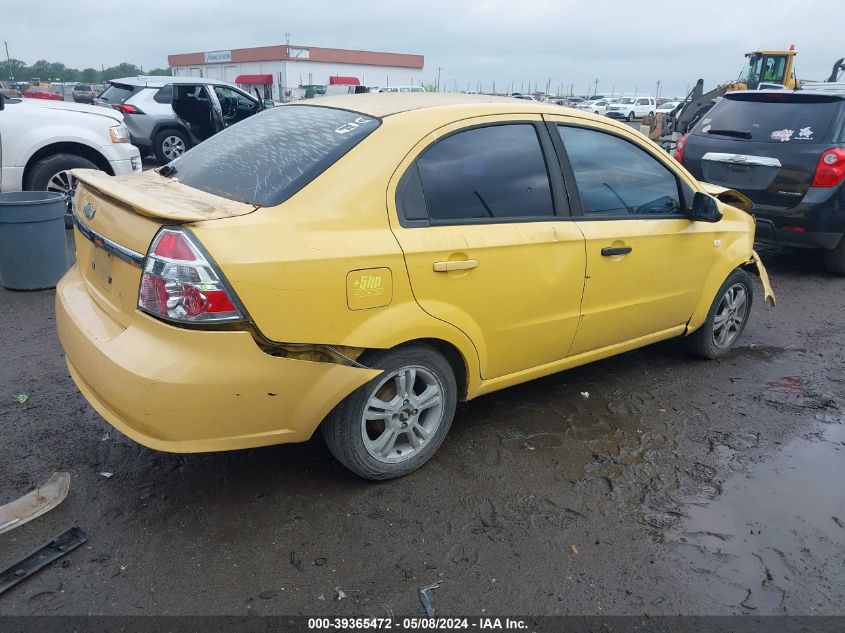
[95,76,264,162]
[0,81,20,98]
[72,84,97,104]
[378,86,425,93]
[0,94,141,222]
[511,93,538,101]
[57,94,773,480]
[606,96,656,121]
[656,101,682,115]
[577,99,614,115]
[678,89,845,274]
[24,88,63,101]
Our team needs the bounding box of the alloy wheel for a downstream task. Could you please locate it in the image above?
[46,169,78,217]
[161,135,186,160]
[361,365,445,464]
[712,283,748,348]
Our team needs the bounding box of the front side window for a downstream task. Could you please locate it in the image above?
[412,124,554,223]
[558,126,681,216]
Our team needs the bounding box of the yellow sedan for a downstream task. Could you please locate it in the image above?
[57,94,774,479]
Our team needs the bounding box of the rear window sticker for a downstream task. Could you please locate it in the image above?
[701,124,712,134]
[701,118,712,125]
[771,128,794,142]
[797,126,814,140]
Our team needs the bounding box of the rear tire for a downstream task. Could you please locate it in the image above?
[627,111,635,121]
[686,269,753,360]
[322,344,457,480]
[824,237,845,275]
[26,153,98,227]
[153,129,190,163]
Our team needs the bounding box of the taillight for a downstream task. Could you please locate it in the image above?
[811,148,845,188]
[138,229,244,324]
[674,134,688,163]
[111,103,144,115]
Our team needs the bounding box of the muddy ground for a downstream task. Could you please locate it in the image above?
[0,236,843,617]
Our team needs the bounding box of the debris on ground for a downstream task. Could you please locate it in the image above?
[0,527,88,595]
[419,580,442,617]
[99,472,114,479]
[581,391,590,399]
[314,557,327,567]
[290,550,304,572]
[570,544,579,555]
[334,587,347,601]
[15,394,28,404]
[257,589,278,599]
[0,472,70,536]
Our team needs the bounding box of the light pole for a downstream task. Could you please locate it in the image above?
[655,80,662,100]
[436,66,441,92]
[4,41,13,82]
[593,78,599,97]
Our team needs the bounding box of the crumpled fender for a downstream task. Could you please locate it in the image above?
[745,250,776,306]
[700,182,754,213]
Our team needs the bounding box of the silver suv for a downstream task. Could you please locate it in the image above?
[96,76,263,162]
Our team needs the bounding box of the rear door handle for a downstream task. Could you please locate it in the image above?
[601,246,632,257]
[433,259,478,272]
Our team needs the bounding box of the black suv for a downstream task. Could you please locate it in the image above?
[678,90,845,274]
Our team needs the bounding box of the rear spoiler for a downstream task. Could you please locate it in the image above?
[699,182,753,213]
[71,169,257,222]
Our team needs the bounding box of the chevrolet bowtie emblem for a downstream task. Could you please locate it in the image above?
[83,202,96,220]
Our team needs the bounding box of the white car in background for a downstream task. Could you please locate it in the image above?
[0,94,141,222]
[577,98,616,115]
[605,96,656,121]
[656,101,682,115]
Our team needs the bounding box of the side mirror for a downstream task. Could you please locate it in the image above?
[263,99,275,108]
[689,192,723,223]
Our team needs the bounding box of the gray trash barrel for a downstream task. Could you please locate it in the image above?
[0,191,69,290]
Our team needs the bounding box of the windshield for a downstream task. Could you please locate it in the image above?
[692,94,840,143]
[619,98,636,104]
[164,105,380,206]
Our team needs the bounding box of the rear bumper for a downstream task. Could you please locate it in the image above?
[754,218,843,249]
[56,266,378,453]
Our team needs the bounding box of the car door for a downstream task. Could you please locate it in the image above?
[388,115,587,380]
[544,116,719,356]
[211,85,260,127]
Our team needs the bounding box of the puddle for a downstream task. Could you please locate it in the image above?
[669,422,845,613]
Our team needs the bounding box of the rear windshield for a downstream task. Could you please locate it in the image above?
[164,105,379,207]
[76,85,92,91]
[692,94,842,143]
[98,82,136,103]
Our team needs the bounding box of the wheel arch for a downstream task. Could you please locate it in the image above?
[151,123,193,146]
[23,142,113,188]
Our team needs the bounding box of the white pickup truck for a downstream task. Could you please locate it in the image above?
[0,94,142,222]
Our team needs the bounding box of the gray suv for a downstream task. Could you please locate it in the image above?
[96,76,263,162]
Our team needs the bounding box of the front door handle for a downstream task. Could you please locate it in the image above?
[433,259,479,272]
[601,246,633,257]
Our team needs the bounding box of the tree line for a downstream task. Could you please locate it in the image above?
[3,59,170,84]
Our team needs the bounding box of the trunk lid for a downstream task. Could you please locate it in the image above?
[681,92,845,210]
[70,169,256,327]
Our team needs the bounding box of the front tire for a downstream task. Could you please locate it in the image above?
[686,269,753,359]
[26,153,98,226]
[627,111,635,121]
[322,344,457,480]
[824,236,845,275]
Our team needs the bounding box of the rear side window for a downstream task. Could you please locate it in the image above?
[559,126,682,216]
[165,105,379,206]
[693,95,841,143]
[153,84,172,103]
[412,124,554,223]
[98,82,137,103]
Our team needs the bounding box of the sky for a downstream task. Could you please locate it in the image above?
[2,0,843,97]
